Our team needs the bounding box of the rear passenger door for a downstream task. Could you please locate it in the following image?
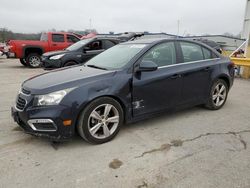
[177,41,218,104]
[50,34,67,51]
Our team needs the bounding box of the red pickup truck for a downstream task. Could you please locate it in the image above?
[7,32,81,68]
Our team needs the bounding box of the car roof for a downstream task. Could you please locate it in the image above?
[91,36,121,41]
[123,37,207,45]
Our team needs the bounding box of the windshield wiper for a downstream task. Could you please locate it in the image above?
[87,64,107,70]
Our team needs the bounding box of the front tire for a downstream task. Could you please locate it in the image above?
[77,97,124,144]
[26,53,41,68]
[205,79,228,110]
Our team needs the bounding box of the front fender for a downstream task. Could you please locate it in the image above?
[62,71,133,126]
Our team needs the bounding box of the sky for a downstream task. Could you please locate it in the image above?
[0,0,247,36]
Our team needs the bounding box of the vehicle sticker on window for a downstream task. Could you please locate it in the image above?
[130,44,146,48]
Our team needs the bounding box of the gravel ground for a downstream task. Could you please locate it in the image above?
[0,58,250,188]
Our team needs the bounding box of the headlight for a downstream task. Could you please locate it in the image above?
[34,88,73,106]
[49,54,65,60]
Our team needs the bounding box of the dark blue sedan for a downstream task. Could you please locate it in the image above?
[11,38,234,144]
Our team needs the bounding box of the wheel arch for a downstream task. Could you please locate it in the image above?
[23,46,44,58]
[74,95,127,131]
[216,74,230,89]
[63,59,78,67]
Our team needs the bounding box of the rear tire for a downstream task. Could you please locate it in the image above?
[205,79,228,110]
[26,53,41,68]
[19,58,27,66]
[64,61,77,67]
[77,97,124,144]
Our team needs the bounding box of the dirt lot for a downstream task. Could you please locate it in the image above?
[0,58,250,188]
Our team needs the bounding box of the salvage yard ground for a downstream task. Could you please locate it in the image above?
[0,58,250,188]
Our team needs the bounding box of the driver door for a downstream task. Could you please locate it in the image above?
[132,42,183,116]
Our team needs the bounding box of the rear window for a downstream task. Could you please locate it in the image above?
[40,33,48,41]
[52,34,64,42]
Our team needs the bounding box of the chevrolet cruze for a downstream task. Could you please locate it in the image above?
[11,38,234,144]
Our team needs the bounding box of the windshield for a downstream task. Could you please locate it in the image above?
[66,38,93,51]
[85,44,146,70]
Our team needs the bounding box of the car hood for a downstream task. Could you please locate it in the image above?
[43,50,70,57]
[22,66,116,94]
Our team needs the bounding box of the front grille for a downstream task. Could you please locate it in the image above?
[21,88,31,95]
[16,95,26,111]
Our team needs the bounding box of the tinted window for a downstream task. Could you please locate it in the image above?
[180,42,203,62]
[67,35,79,43]
[104,40,116,49]
[142,42,176,67]
[86,40,103,51]
[52,34,64,42]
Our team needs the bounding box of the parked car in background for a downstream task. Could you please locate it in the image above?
[12,38,234,144]
[41,32,143,69]
[7,32,81,68]
[41,37,121,69]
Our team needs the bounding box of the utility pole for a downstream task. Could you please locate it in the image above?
[177,20,180,37]
[242,0,250,57]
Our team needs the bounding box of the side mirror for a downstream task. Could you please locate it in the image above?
[137,60,158,72]
[83,46,91,53]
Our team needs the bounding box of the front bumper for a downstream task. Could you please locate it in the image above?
[41,57,62,69]
[11,104,75,140]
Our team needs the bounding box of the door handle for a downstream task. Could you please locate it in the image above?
[171,74,181,79]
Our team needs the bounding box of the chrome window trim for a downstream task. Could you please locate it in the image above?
[27,119,57,132]
[158,58,220,69]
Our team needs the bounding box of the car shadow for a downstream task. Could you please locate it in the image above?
[48,106,209,149]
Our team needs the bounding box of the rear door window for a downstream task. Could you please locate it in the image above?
[180,42,204,62]
[202,47,212,59]
[52,34,65,42]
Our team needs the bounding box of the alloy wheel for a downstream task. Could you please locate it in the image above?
[87,104,119,139]
[29,56,41,67]
[212,83,227,107]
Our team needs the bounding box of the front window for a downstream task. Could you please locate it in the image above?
[67,35,80,43]
[66,38,93,51]
[85,44,146,70]
[142,42,176,67]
